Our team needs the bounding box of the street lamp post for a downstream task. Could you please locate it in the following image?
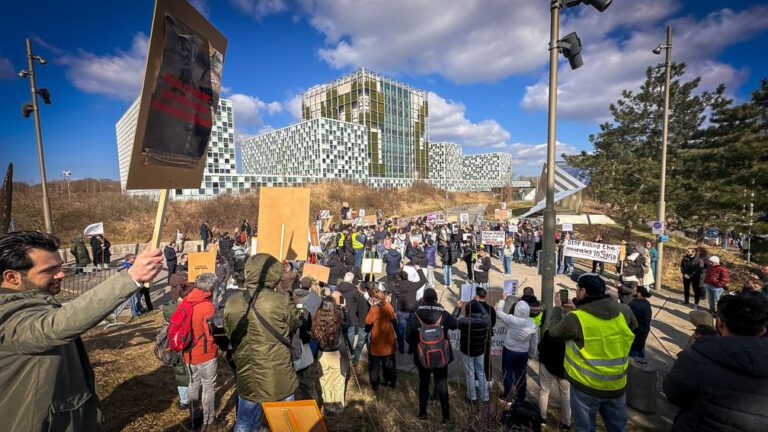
[62,171,72,199]
[653,26,672,292]
[20,38,53,233]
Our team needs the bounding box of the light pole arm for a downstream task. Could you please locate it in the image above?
[26,38,53,234]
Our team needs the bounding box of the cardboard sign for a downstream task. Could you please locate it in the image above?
[361,258,384,275]
[447,215,459,223]
[363,215,377,226]
[309,225,320,247]
[187,250,216,282]
[481,231,506,246]
[562,223,573,232]
[460,283,477,302]
[563,239,620,263]
[503,279,519,296]
[303,291,322,316]
[262,399,326,432]
[256,187,310,261]
[495,209,508,220]
[302,263,330,284]
[126,0,227,189]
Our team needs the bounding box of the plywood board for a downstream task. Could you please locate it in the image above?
[302,263,330,284]
[263,400,326,432]
[126,0,227,190]
[363,215,377,226]
[309,224,319,246]
[256,187,310,261]
[187,250,216,283]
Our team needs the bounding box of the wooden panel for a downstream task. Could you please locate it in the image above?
[187,250,216,283]
[302,263,330,284]
[256,187,311,261]
[263,400,326,432]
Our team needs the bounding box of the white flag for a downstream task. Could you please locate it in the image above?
[83,222,104,236]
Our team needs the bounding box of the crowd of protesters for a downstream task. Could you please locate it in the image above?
[0,204,766,432]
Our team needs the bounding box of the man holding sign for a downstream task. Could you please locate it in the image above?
[0,231,163,431]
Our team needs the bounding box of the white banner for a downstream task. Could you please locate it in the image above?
[481,230,505,246]
[561,223,573,232]
[83,222,104,236]
[449,325,509,356]
[563,239,620,263]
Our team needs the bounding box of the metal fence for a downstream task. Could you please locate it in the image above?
[58,266,120,302]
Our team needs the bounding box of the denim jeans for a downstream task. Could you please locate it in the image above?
[177,386,189,405]
[443,265,453,287]
[354,248,364,268]
[570,386,627,432]
[704,283,724,311]
[514,246,522,262]
[396,311,412,354]
[346,326,368,363]
[564,257,574,274]
[188,358,217,425]
[504,256,513,275]
[130,291,144,316]
[234,394,295,432]
[463,353,489,401]
[501,348,529,403]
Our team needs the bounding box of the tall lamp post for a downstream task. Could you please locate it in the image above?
[652,26,672,291]
[19,38,54,233]
[542,0,612,327]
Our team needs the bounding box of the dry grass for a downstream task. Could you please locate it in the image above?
[85,312,656,432]
[11,180,494,246]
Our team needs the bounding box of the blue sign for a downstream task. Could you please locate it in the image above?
[659,235,669,242]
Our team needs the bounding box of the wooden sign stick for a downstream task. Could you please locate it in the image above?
[144,188,170,287]
[279,224,285,261]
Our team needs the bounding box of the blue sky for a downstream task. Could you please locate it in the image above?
[1,0,767,183]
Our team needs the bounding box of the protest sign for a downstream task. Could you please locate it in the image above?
[481,231,506,246]
[319,210,331,219]
[562,223,573,232]
[509,224,518,233]
[126,0,227,190]
[460,283,477,302]
[302,263,330,284]
[501,202,507,210]
[503,279,519,296]
[459,213,469,225]
[187,250,216,282]
[83,222,104,236]
[486,288,504,306]
[563,239,620,263]
[462,233,473,242]
[359,209,365,217]
[447,215,459,223]
[263,399,326,432]
[410,234,422,246]
[250,236,257,256]
[448,324,508,356]
[362,215,377,226]
[303,291,322,316]
[308,225,319,247]
[361,258,384,275]
[257,187,310,261]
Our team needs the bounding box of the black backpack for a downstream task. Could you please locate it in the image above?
[416,314,451,369]
[500,401,544,431]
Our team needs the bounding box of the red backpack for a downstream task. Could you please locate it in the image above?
[416,314,451,369]
[168,300,196,352]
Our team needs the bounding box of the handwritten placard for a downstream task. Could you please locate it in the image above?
[562,239,620,263]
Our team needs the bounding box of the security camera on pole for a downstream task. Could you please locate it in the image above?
[19,38,54,234]
[542,0,612,328]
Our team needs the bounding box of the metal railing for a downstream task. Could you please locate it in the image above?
[58,266,120,302]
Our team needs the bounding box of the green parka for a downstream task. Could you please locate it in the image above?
[223,254,302,403]
[0,271,138,432]
[70,235,91,267]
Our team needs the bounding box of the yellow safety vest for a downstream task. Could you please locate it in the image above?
[351,233,364,249]
[563,309,635,392]
[337,233,346,248]
[531,313,543,327]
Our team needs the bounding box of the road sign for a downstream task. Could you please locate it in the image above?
[659,234,670,242]
[652,221,664,235]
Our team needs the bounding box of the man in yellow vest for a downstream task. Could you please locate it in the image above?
[351,227,366,268]
[549,273,637,432]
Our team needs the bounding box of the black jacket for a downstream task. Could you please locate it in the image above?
[389,269,427,313]
[406,245,429,267]
[628,298,651,353]
[663,336,768,432]
[383,249,402,275]
[680,255,704,279]
[538,330,566,379]
[326,255,346,286]
[455,301,491,357]
[474,256,491,284]
[406,302,458,365]
[336,281,360,326]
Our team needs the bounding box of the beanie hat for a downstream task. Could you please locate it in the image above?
[709,256,720,265]
[423,288,438,303]
[300,276,313,289]
[571,272,606,296]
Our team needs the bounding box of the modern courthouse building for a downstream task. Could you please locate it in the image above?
[117,69,515,199]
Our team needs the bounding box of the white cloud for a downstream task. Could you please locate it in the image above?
[0,57,13,79]
[58,33,148,101]
[428,92,510,148]
[229,93,283,127]
[231,0,287,19]
[189,0,210,17]
[285,94,303,120]
[521,5,768,121]
[487,141,579,176]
